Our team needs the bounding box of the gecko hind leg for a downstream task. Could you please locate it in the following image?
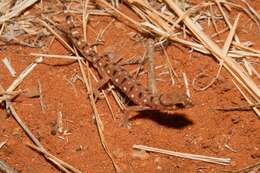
[121,105,151,128]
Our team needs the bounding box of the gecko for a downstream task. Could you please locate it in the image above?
[63,15,191,112]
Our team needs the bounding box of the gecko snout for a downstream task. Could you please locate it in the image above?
[159,93,192,110]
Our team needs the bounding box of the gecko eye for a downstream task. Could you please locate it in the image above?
[138,92,143,98]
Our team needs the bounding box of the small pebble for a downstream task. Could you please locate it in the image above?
[231,115,240,124]
[251,152,260,159]
[132,149,149,160]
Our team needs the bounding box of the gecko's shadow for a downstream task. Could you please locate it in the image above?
[131,110,193,129]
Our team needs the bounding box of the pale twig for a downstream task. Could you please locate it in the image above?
[0,140,7,149]
[7,103,81,173]
[232,42,260,55]
[211,27,229,38]
[102,89,116,120]
[133,144,231,165]
[0,57,43,105]
[96,0,141,29]
[26,143,82,173]
[30,53,83,60]
[161,45,177,86]
[82,0,89,42]
[214,0,240,43]
[145,38,156,94]
[2,57,16,77]
[109,84,126,111]
[76,51,121,173]
[222,161,260,173]
[39,18,74,53]
[0,57,82,172]
[0,0,38,24]
[96,19,115,43]
[243,59,252,76]
[222,14,240,55]
[164,0,260,111]
[0,160,19,173]
[182,72,191,98]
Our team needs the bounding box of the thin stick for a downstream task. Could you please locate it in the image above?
[223,161,260,173]
[0,57,43,104]
[164,0,260,106]
[39,18,74,53]
[8,103,82,173]
[161,45,177,86]
[182,72,190,98]
[0,140,7,149]
[30,53,83,60]
[102,89,116,120]
[0,160,19,173]
[82,0,89,42]
[214,0,240,43]
[26,143,82,173]
[77,53,121,173]
[133,144,231,165]
[146,38,156,94]
[222,14,240,55]
[0,0,38,24]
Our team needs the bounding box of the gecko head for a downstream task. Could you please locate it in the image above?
[159,92,192,110]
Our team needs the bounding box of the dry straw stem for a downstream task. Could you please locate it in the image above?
[133,144,231,165]
[39,17,75,53]
[0,160,19,173]
[76,54,122,173]
[163,0,260,115]
[27,143,82,173]
[31,53,83,60]
[223,161,260,173]
[6,101,82,173]
[102,89,116,120]
[0,58,82,173]
[0,0,38,24]
[0,140,7,149]
[214,0,240,43]
[146,38,157,94]
[222,14,240,55]
[0,57,43,104]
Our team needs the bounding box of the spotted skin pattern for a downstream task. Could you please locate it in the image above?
[65,15,191,111]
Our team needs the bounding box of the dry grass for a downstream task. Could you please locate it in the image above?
[1,0,260,172]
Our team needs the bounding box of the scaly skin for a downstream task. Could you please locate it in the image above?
[64,15,191,111]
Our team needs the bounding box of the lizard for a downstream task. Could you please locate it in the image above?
[62,14,191,113]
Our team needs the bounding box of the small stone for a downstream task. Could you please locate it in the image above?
[156,165,162,170]
[231,115,240,124]
[251,152,260,159]
[113,148,125,159]
[154,157,161,163]
[132,149,149,160]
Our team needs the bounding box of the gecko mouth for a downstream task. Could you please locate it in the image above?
[175,102,186,108]
[159,93,192,110]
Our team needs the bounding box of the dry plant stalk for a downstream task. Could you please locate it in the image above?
[145,38,157,94]
[163,0,260,107]
[0,0,39,24]
[0,57,82,173]
[0,160,19,173]
[133,144,231,165]
[98,0,260,116]
[76,55,122,173]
